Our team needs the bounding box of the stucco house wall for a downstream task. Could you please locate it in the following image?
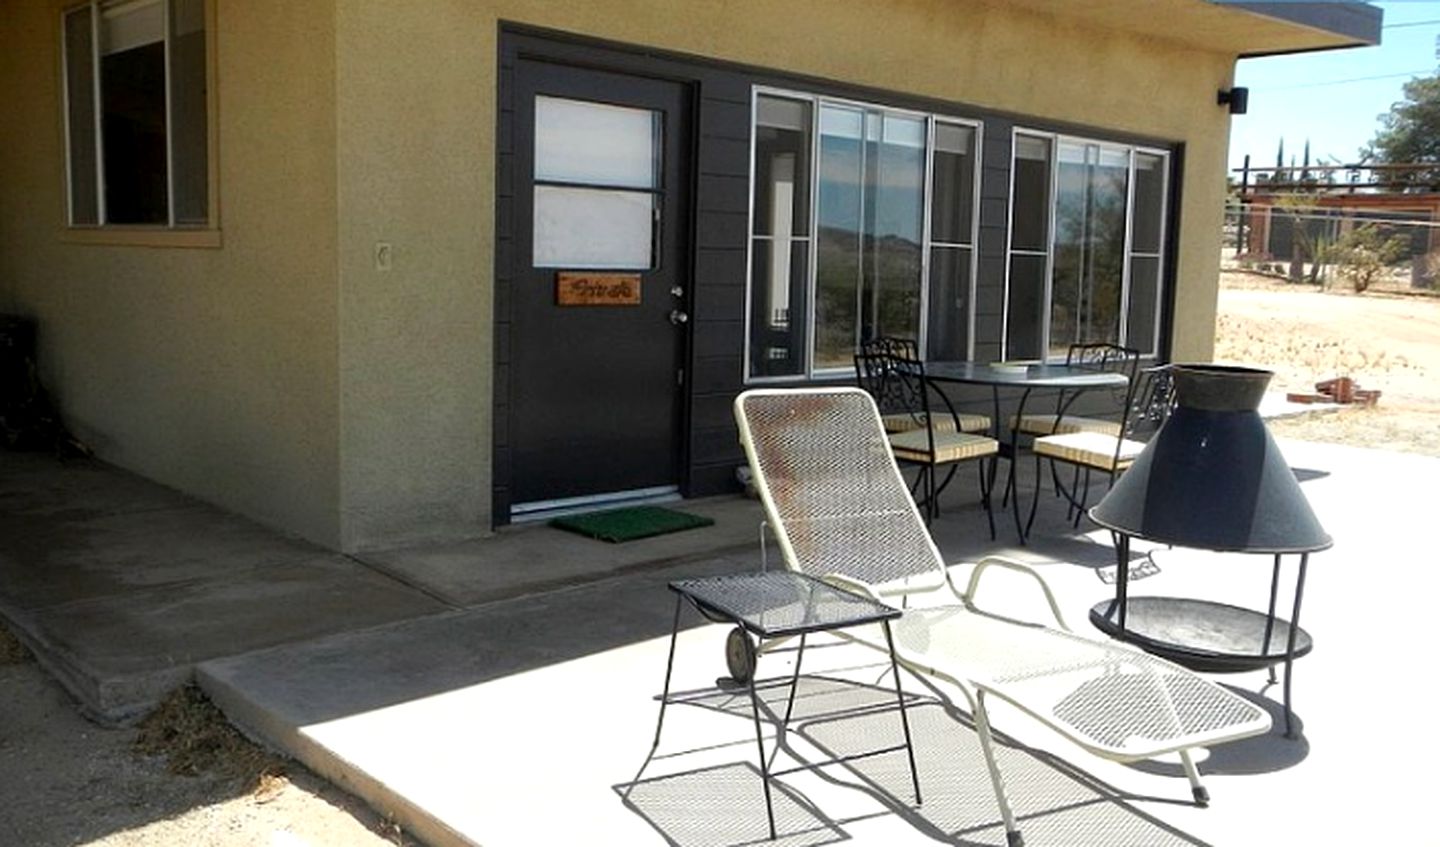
[0,0,343,547]
[0,0,1367,550]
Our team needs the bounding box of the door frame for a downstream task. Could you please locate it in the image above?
[493,30,699,525]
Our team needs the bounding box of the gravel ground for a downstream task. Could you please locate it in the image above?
[0,625,412,847]
[1215,269,1440,457]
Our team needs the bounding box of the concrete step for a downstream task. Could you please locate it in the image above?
[197,553,757,847]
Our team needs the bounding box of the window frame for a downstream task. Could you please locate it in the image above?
[59,0,220,247]
[1003,128,1170,362]
[743,85,983,384]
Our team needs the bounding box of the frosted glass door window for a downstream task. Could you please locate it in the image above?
[534,187,656,269]
[535,96,659,188]
[533,96,660,269]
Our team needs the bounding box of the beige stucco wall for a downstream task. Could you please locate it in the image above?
[333,4,491,551]
[1,0,1252,550]
[0,0,342,547]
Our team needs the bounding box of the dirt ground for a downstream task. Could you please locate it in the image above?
[0,625,414,847]
[1,269,1435,847]
[1215,268,1440,457]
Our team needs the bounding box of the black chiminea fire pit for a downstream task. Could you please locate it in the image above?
[1088,364,1331,738]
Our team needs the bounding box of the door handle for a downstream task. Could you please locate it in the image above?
[669,309,689,325]
[670,285,684,298]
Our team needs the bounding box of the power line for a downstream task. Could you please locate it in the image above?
[1384,18,1440,29]
[1265,69,1434,90]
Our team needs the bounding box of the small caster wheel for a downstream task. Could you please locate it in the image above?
[725,627,755,684]
[1006,829,1025,847]
[1192,785,1210,807]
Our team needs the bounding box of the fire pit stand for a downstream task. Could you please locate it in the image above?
[1090,536,1313,736]
[1087,364,1331,740]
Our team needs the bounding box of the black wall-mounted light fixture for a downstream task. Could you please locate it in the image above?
[1218,86,1249,115]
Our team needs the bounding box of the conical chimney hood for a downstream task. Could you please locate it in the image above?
[1089,364,1331,553]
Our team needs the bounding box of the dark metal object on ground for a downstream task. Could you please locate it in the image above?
[1089,364,1330,737]
[0,314,88,456]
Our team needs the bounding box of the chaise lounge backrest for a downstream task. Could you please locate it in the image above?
[736,387,948,592]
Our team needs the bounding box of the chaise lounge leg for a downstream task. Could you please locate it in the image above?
[1179,749,1209,806]
[972,689,1024,847]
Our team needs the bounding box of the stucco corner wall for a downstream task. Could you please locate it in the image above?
[334,2,494,552]
[0,0,343,548]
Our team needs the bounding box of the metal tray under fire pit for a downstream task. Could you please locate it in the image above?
[1090,596,1313,673]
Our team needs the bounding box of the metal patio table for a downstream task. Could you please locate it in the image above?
[924,361,1129,543]
[651,571,921,840]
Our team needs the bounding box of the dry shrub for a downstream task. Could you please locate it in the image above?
[0,623,30,664]
[134,684,285,788]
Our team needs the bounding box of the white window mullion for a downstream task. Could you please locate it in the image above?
[1041,140,1060,360]
[61,11,76,225]
[804,98,821,378]
[91,0,106,226]
[162,0,175,226]
[1119,148,1137,348]
[918,116,936,359]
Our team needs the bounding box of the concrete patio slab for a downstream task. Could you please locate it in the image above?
[356,496,765,607]
[0,452,452,723]
[196,438,1440,846]
[0,451,767,724]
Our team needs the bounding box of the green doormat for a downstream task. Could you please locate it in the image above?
[550,505,715,543]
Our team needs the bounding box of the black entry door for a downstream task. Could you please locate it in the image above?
[510,61,691,511]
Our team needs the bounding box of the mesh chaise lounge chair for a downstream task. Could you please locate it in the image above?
[734,387,1271,847]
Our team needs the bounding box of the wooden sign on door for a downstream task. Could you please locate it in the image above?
[555,273,642,306]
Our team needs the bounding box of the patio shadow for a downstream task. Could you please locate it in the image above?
[618,761,848,847]
[633,673,1212,847]
[1126,687,1309,779]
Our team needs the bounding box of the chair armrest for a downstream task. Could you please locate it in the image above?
[959,556,1071,631]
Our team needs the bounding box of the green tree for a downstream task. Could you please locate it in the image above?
[1364,73,1440,188]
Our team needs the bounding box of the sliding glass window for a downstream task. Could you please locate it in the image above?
[62,0,212,228]
[1005,131,1169,360]
[746,90,980,380]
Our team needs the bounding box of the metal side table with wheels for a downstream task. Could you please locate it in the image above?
[651,571,921,840]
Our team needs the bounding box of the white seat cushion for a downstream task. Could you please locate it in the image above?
[1033,430,1145,471]
[883,411,991,434]
[889,428,999,464]
[1011,414,1122,436]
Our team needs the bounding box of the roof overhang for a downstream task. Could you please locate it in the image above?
[997,0,1380,59]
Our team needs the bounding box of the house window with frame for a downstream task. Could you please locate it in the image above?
[63,0,210,228]
[1004,130,1169,360]
[746,90,980,380]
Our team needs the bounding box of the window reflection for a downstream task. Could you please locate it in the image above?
[1006,132,1168,361]
[815,106,925,370]
[749,94,813,378]
[745,91,980,379]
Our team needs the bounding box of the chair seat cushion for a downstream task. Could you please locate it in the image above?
[1010,414,1121,437]
[889,428,999,464]
[882,411,991,434]
[1033,431,1145,471]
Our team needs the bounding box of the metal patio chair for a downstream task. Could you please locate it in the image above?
[1028,364,1177,532]
[854,348,998,535]
[856,336,990,436]
[734,387,1270,847]
[1009,343,1140,437]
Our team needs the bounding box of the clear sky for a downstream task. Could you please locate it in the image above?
[1228,0,1440,173]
